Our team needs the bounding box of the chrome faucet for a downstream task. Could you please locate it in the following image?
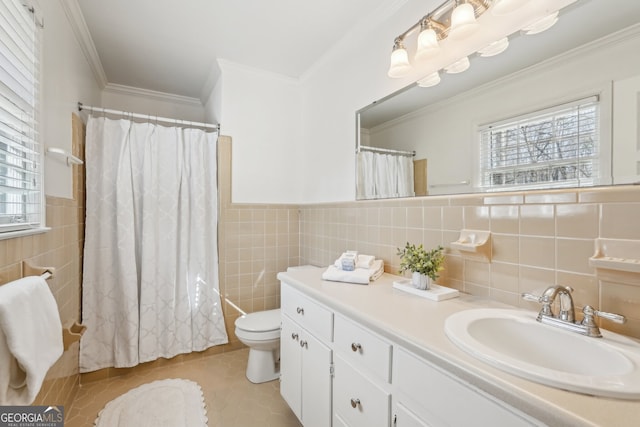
[522,285,626,338]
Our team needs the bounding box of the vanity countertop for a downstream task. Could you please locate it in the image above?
[277,268,640,427]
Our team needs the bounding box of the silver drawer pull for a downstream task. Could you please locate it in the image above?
[350,398,360,409]
[291,333,298,341]
[300,340,308,348]
[351,342,362,352]
[296,307,304,315]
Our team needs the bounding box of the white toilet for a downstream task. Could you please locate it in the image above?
[234,308,281,383]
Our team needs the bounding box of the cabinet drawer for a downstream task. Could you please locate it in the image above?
[394,402,430,427]
[394,348,537,427]
[334,314,392,383]
[333,355,390,427]
[281,282,333,342]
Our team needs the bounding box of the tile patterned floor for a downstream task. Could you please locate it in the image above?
[66,348,302,427]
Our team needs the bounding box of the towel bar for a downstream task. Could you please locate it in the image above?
[21,260,55,280]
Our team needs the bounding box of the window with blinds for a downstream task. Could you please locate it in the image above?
[0,0,42,234]
[478,96,600,191]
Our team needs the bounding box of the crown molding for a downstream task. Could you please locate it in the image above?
[59,0,107,89]
[103,83,203,106]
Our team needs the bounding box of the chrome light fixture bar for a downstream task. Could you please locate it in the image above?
[387,0,579,87]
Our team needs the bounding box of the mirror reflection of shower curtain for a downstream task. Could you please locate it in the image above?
[80,116,228,373]
[357,151,414,199]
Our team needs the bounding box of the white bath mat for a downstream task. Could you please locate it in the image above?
[94,378,208,427]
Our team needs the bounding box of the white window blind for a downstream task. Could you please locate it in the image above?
[479,96,600,191]
[0,0,42,234]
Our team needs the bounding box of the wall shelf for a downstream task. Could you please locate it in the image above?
[589,238,640,274]
[46,147,84,166]
[450,230,491,261]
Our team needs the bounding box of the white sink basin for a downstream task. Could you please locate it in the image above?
[445,308,640,399]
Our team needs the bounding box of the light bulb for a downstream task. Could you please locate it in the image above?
[417,72,441,88]
[387,42,412,78]
[478,37,510,57]
[491,0,531,16]
[445,57,470,74]
[522,11,559,35]
[415,27,440,62]
[449,3,479,40]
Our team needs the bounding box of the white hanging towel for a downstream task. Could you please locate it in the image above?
[0,276,63,405]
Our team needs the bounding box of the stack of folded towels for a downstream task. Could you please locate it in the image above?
[321,251,384,285]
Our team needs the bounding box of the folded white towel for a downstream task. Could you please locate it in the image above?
[0,276,63,405]
[323,265,370,284]
[322,260,384,285]
[356,255,375,269]
[333,254,376,270]
[369,259,384,281]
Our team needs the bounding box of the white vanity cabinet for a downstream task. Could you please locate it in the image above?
[279,275,544,427]
[392,347,539,427]
[280,282,333,427]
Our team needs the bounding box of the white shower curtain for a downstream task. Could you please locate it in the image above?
[357,151,414,199]
[80,116,228,373]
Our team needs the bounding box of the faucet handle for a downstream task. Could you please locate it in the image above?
[521,292,543,303]
[521,292,553,317]
[583,305,626,325]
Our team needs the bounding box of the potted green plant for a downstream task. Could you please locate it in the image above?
[397,243,445,290]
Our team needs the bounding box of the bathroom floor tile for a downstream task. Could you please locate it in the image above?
[65,348,301,427]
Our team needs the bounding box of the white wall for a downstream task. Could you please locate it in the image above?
[369,29,640,194]
[41,0,101,198]
[199,1,423,203]
[206,59,303,203]
[203,77,222,126]
[101,84,206,122]
[297,0,437,202]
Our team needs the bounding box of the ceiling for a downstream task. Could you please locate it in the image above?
[76,0,392,100]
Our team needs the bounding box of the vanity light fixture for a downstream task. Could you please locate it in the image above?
[477,37,509,57]
[387,38,412,78]
[449,1,480,40]
[491,0,531,16]
[445,56,470,74]
[417,71,441,87]
[415,18,443,62]
[387,0,578,87]
[522,11,559,35]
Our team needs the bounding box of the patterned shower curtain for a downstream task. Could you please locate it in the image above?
[80,116,228,372]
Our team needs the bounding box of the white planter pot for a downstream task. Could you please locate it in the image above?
[411,271,430,290]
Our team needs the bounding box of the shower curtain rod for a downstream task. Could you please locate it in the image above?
[358,145,416,157]
[77,102,220,131]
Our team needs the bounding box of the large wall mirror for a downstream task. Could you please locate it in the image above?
[356,1,640,200]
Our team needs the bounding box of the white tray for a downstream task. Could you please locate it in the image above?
[392,280,459,301]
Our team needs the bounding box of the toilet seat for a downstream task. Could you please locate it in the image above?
[235,309,281,341]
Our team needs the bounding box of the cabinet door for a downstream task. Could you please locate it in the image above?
[280,315,302,421]
[301,330,333,427]
[394,348,538,427]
